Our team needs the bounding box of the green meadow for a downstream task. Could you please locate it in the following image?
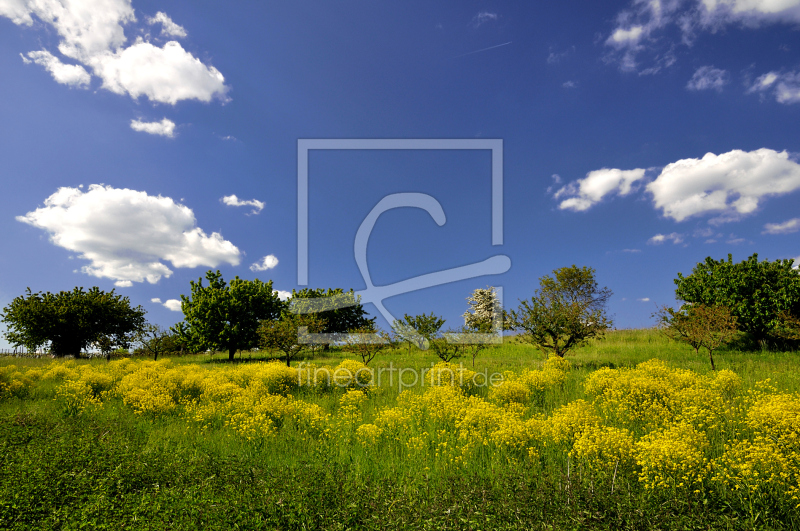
[1,329,799,530]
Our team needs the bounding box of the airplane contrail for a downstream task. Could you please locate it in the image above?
[454,41,512,58]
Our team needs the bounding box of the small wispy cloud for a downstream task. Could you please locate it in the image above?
[471,11,498,28]
[130,118,176,138]
[686,66,728,92]
[764,218,800,235]
[637,297,650,302]
[147,12,187,38]
[221,194,265,215]
[648,232,684,245]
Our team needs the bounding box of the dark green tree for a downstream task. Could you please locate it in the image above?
[1,287,146,356]
[674,254,800,346]
[508,265,613,357]
[175,270,284,361]
[288,288,375,338]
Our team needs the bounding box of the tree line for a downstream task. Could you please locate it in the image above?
[2,253,799,367]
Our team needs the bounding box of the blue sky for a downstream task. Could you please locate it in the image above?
[1,0,800,343]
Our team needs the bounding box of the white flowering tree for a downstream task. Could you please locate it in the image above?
[463,287,503,333]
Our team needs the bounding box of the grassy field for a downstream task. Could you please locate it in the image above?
[1,329,799,530]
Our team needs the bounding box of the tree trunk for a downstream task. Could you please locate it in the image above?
[228,348,236,361]
[286,353,291,367]
[708,350,716,371]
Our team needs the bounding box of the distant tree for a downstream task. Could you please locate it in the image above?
[258,313,327,366]
[392,312,445,350]
[655,304,739,371]
[674,254,800,347]
[175,270,284,361]
[463,286,505,333]
[288,288,375,342]
[342,325,393,365]
[136,323,180,361]
[1,287,146,357]
[508,265,613,358]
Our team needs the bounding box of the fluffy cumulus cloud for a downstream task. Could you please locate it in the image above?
[130,118,175,137]
[555,168,646,211]
[763,217,800,234]
[687,66,729,91]
[605,0,800,72]
[150,297,181,311]
[250,254,278,272]
[221,194,265,214]
[648,232,685,244]
[274,290,291,301]
[748,70,800,104]
[2,0,228,104]
[17,185,241,286]
[163,299,182,311]
[646,148,800,222]
[21,50,91,87]
[147,12,186,38]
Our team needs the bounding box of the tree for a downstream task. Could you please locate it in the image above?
[175,270,284,361]
[288,288,375,342]
[674,254,800,347]
[1,287,146,357]
[392,312,445,350]
[507,265,613,357]
[655,304,738,371]
[258,313,327,366]
[342,326,392,365]
[136,323,180,361]
[463,286,504,333]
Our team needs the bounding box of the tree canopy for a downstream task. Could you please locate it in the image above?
[287,288,374,338]
[175,270,284,360]
[508,265,612,357]
[1,287,146,356]
[674,253,800,346]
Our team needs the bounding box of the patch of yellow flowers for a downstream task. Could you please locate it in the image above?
[2,355,800,508]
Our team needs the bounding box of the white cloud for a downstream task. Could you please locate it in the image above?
[250,254,278,272]
[91,40,227,104]
[648,232,685,244]
[472,11,498,27]
[274,290,291,301]
[748,70,800,104]
[130,118,176,137]
[147,12,186,38]
[605,0,800,72]
[637,297,651,302]
[1,0,228,104]
[163,299,182,311]
[622,248,642,253]
[562,80,577,88]
[687,66,729,91]
[151,297,162,303]
[646,148,800,222]
[21,50,91,87]
[17,185,241,285]
[221,194,265,214]
[555,168,646,211]
[764,217,800,234]
[115,280,133,287]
